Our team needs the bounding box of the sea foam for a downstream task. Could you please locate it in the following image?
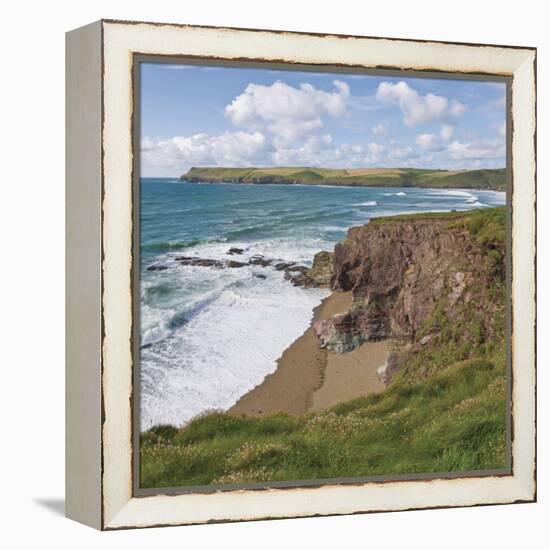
[140,264,329,429]
[352,200,378,207]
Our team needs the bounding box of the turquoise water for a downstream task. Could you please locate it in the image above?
[139,178,505,429]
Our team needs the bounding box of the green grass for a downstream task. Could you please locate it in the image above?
[140,206,508,488]
[141,358,506,488]
[370,205,506,244]
[181,167,507,190]
[446,206,507,247]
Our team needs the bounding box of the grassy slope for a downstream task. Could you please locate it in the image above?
[181,167,507,190]
[140,207,508,488]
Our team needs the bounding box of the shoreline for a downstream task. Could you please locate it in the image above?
[229,290,389,417]
[181,180,506,193]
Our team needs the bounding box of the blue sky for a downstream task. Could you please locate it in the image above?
[140,62,506,177]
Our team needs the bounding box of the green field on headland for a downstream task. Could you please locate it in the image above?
[140,207,508,488]
[181,166,507,190]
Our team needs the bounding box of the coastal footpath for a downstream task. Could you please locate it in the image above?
[141,207,508,487]
[180,166,506,190]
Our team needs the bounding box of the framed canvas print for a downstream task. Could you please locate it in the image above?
[66,19,536,530]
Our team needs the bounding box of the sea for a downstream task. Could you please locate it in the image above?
[139,178,505,430]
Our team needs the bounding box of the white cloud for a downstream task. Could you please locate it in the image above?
[416,133,444,152]
[333,80,351,96]
[388,146,417,162]
[272,134,336,166]
[448,138,505,160]
[141,78,505,175]
[141,131,270,170]
[376,81,466,127]
[364,142,386,163]
[416,124,454,152]
[449,102,466,117]
[225,80,349,145]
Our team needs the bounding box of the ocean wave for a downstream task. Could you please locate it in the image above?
[425,189,476,199]
[352,201,378,207]
[141,280,242,349]
[140,271,329,429]
[321,225,349,233]
[142,237,227,252]
[382,192,407,196]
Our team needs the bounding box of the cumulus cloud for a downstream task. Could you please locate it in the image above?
[141,76,504,175]
[141,131,270,169]
[365,142,385,162]
[376,81,466,127]
[448,138,505,161]
[225,80,349,145]
[388,146,417,162]
[416,123,455,152]
[416,133,444,152]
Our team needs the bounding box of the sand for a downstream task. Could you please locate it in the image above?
[229,290,389,417]
[310,340,388,411]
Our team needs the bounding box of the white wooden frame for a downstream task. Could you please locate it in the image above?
[66,19,536,530]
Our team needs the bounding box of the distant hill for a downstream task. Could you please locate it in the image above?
[180,166,507,191]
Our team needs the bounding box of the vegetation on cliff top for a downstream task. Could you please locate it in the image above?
[140,207,508,488]
[141,358,506,487]
[181,166,507,191]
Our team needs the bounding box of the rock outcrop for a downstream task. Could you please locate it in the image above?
[147,252,328,288]
[315,211,504,358]
[307,251,334,286]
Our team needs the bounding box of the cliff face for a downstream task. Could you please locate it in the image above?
[314,209,505,357]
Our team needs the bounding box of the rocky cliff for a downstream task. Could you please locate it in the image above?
[314,208,506,381]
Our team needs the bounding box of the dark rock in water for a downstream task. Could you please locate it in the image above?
[274,261,295,271]
[307,250,334,286]
[174,255,247,268]
[285,265,309,274]
[175,257,225,268]
[283,265,318,288]
[199,259,224,267]
[249,255,272,267]
[147,264,168,272]
[226,260,247,268]
[254,274,267,279]
[227,247,245,255]
[174,256,193,261]
[289,274,317,287]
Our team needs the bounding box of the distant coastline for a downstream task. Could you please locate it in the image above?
[180,166,507,191]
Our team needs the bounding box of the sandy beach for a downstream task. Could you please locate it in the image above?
[229,291,389,416]
[311,340,388,411]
